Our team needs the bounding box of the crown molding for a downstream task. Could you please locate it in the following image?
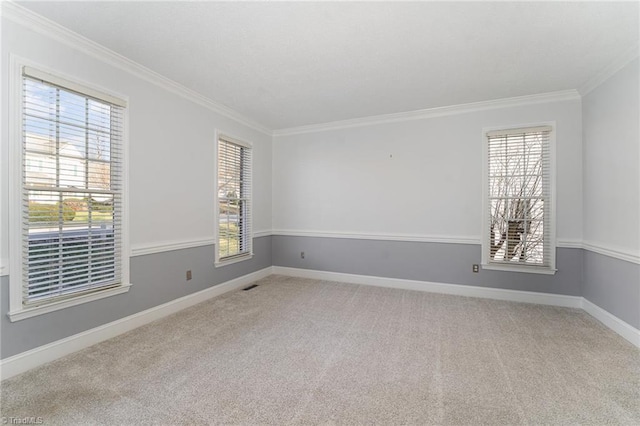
[273,90,581,137]
[0,1,272,135]
[4,1,636,140]
[579,42,640,96]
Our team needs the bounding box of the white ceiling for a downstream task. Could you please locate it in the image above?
[16,1,640,130]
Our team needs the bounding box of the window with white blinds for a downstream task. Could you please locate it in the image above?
[483,125,555,272]
[21,67,126,305]
[217,136,252,263]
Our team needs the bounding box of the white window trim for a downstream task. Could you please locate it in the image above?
[214,130,253,267]
[8,55,131,322]
[480,122,557,275]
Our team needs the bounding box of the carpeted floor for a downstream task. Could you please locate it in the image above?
[2,275,639,425]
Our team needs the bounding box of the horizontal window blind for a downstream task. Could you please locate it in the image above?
[486,126,551,267]
[22,69,125,305]
[218,137,252,260]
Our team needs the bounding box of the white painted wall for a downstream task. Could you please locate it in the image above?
[273,99,583,243]
[582,58,640,256]
[0,17,273,268]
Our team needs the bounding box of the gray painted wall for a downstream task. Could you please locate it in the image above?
[1,236,272,359]
[272,236,582,296]
[582,251,640,329]
[581,58,639,331]
[3,234,638,361]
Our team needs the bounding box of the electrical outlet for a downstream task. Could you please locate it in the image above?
[300,251,305,259]
[186,270,192,280]
[472,264,479,273]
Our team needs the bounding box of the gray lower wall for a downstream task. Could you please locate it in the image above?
[582,250,640,329]
[0,236,272,359]
[272,236,582,296]
[2,234,638,361]
[273,236,640,329]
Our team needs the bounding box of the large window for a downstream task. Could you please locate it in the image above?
[216,135,252,264]
[482,125,555,273]
[9,65,129,320]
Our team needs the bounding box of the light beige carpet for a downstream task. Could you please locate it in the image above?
[1,275,639,425]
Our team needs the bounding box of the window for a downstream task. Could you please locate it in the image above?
[482,125,555,274]
[9,64,129,321]
[216,135,252,264]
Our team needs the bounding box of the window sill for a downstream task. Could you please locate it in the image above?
[215,253,253,268]
[481,263,557,275]
[7,283,132,322]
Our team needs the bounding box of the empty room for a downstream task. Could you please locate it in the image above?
[1,1,639,424]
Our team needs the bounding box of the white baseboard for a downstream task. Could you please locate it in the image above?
[272,266,583,308]
[3,266,637,380]
[274,266,640,348]
[0,266,273,381]
[582,298,640,348]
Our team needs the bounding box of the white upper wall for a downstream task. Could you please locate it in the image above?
[273,98,583,244]
[5,3,636,265]
[582,58,639,256]
[0,17,273,266]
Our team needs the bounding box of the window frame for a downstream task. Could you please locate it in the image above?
[214,131,253,267]
[8,57,131,322]
[481,122,557,275]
